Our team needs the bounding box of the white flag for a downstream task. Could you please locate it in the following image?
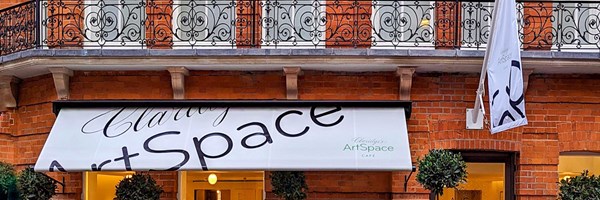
[485,0,527,133]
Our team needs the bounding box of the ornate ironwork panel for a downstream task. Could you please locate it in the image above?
[2,0,600,54]
[0,1,37,56]
[460,1,493,49]
[550,2,600,50]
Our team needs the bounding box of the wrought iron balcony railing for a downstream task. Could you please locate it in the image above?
[1,0,600,56]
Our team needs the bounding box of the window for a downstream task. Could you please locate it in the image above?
[179,171,264,200]
[172,0,236,48]
[262,0,326,48]
[559,154,600,180]
[83,0,145,49]
[84,172,134,200]
[372,1,435,49]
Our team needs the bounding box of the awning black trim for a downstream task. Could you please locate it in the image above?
[52,100,412,119]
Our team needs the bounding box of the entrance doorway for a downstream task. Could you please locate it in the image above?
[437,151,515,200]
[84,171,135,200]
[179,171,264,200]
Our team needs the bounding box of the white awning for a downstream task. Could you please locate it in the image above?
[34,101,412,172]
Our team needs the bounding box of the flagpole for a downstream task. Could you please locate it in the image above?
[471,0,502,123]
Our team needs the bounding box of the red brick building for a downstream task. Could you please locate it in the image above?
[1,1,600,200]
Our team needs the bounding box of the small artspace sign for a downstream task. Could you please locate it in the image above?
[35,101,412,172]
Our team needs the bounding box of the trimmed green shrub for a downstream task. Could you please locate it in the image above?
[0,161,18,200]
[559,170,600,200]
[416,149,467,199]
[115,173,163,200]
[17,168,56,200]
[270,171,308,200]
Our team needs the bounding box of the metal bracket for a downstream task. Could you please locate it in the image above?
[466,108,484,129]
[41,173,66,194]
[403,166,417,192]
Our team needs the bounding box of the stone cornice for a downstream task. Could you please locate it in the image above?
[1,49,599,78]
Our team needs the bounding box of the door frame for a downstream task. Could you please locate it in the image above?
[429,151,516,200]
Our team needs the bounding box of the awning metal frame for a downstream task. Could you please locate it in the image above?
[52,100,412,119]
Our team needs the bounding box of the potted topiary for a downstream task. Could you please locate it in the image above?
[559,170,600,199]
[114,173,163,200]
[416,149,467,200]
[270,171,308,200]
[0,161,18,200]
[17,167,57,200]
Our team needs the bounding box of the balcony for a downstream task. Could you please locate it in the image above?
[0,0,599,55]
[0,0,600,76]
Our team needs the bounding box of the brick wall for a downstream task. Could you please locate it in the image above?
[69,71,172,100]
[326,0,372,48]
[522,2,553,50]
[435,1,461,49]
[0,133,14,164]
[146,0,173,49]
[1,71,599,200]
[0,0,28,10]
[0,110,16,164]
[186,71,286,99]
[236,0,262,48]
